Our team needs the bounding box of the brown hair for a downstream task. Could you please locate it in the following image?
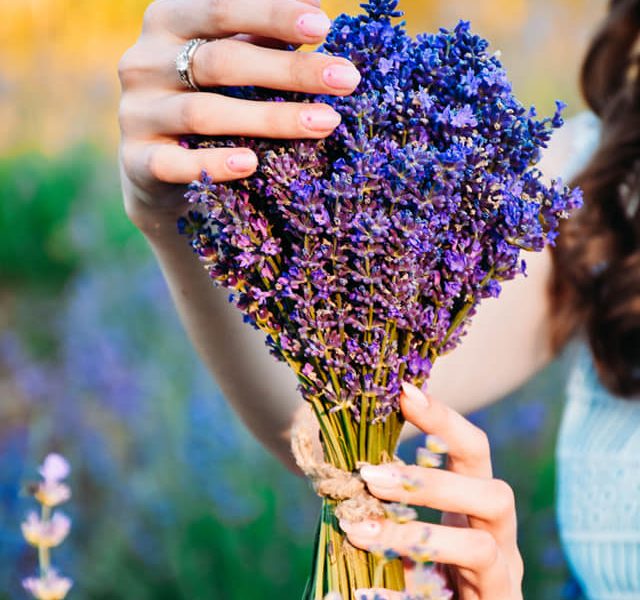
[550,0,640,397]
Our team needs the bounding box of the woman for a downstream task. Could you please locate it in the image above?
[117,0,639,597]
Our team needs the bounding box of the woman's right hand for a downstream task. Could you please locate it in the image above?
[117,0,361,234]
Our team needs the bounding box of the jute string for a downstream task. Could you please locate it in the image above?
[290,410,398,523]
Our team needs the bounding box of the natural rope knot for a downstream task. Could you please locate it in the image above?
[290,409,392,523]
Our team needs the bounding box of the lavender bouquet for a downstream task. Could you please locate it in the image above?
[178,0,580,597]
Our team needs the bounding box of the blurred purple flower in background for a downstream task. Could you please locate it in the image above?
[0,258,316,598]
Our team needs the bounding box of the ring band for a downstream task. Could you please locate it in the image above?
[176,38,208,91]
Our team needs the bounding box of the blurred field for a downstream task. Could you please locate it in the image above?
[0,0,604,153]
[0,0,603,598]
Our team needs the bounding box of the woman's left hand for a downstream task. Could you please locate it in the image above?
[341,383,524,600]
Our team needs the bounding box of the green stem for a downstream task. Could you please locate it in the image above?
[39,505,51,577]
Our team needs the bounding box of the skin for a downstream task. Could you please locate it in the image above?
[349,383,523,600]
[117,1,574,596]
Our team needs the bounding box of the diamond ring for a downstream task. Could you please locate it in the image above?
[176,38,208,91]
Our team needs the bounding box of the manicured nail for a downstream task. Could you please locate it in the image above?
[360,464,401,488]
[300,107,341,131]
[226,152,257,173]
[323,64,361,89]
[401,381,430,407]
[296,12,331,38]
[339,519,382,538]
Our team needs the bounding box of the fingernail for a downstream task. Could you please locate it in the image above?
[323,64,362,90]
[360,464,401,488]
[226,152,257,173]
[339,519,382,538]
[401,382,430,407]
[300,107,341,131]
[296,12,331,38]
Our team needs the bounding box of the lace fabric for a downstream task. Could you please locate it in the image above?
[557,343,640,599]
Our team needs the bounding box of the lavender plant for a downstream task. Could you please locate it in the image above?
[178,0,581,596]
[22,454,73,600]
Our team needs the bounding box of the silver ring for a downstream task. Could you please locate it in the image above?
[176,38,208,91]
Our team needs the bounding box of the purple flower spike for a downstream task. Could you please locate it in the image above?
[178,0,580,472]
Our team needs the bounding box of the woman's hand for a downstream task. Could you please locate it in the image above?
[342,383,524,600]
[117,0,360,234]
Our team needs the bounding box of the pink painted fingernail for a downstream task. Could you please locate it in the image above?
[296,12,331,38]
[300,107,341,131]
[401,382,430,407]
[226,152,258,173]
[339,519,382,538]
[323,64,362,89]
[360,465,401,488]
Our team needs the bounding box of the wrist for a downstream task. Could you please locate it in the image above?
[124,194,187,242]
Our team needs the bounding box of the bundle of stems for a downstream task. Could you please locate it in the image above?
[179,1,581,598]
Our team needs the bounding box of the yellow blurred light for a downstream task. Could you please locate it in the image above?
[0,0,602,155]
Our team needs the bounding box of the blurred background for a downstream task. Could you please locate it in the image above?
[0,0,604,598]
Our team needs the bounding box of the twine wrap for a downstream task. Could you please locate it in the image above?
[290,412,392,523]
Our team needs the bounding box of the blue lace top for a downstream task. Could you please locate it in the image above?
[555,113,640,600]
[557,344,640,600]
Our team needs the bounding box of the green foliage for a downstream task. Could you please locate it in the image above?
[0,146,144,291]
[74,486,316,600]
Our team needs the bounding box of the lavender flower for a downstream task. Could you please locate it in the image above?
[406,565,453,600]
[23,570,73,600]
[22,454,73,600]
[178,0,580,596]
[416,435,448,469]
[34,454,71,508]
[21,512,71,548]
[180,4,580,435]
[384,502,418,524]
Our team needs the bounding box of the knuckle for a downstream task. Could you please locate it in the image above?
[119,143,139,183]
[513,552,525,583]
[180,96,208,134]
[268,0,282,34]
[117,95,136,134]
[117,47,136,87]
[468,426,491,462]
[288,52,310,90]
[490,479,516,519]
[117,44,149,89]
[142,0,166,31]
[470,529,499,570]
[145,146,165,182]
[206,0,230,31]
[203,39,231,84]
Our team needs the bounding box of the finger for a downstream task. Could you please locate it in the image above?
[341,519,511,593]
[122,142,258,186]
[234,34,293,49]
[190,39,360,94]
[142,93,342,139]
[401,382,493,479]
[359,464,517,544]
[145,0,332,46]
